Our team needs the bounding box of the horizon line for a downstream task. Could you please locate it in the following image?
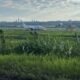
[0,20,80,22]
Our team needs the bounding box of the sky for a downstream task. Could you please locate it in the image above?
[0,0,80,21]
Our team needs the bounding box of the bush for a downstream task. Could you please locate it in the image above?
[14,39,53,55]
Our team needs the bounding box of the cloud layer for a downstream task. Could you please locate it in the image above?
[0,0,80,21]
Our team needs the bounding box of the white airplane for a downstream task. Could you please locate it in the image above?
[22,22,46,31]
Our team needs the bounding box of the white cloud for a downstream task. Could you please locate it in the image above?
[0,0,80,21]
[1,0,14,8]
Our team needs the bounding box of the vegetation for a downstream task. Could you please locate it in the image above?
[0,29,80,80]
[0,55,80,80]
[0,30,5,54]
[0,29,80,57]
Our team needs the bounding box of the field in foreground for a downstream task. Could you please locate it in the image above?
[0,29,80,80]
[0,55,80,80]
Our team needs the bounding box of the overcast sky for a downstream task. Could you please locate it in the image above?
[0,0,80,21]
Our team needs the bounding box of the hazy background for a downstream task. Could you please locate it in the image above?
[0,0,80,21]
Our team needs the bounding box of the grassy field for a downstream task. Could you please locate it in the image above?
[0,29,80,80]
[1,29,80,56]
[0,54,80,80]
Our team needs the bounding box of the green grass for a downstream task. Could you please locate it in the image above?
[0,54,80,80]
[0,29,80,56]
[0,29,80,79]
